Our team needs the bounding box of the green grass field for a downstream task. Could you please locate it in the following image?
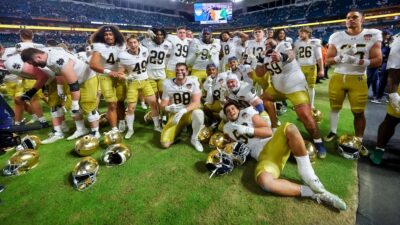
[0,76,358,225]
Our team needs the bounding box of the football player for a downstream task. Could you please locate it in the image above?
[165,27,190,78]
[369,33,400,165]
[222,101,346,211]
[21,47,100,142]
[186,27,221,85]
[324,10,382,143]
[203,63,228,127]
[294,27,324,108]
[227,56,254,85]
[90,25,126,133]
[160,63,204,152]
[243,27,266,69]
[144,28,172,99]
[255,37,327,158]
[219,30,248,72]
[117,35,162,139]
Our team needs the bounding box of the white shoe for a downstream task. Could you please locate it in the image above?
[67,128,89,140]
[91,131,101,139]
[61,122,70,133]
[303,178,325,193]
[312,191,347,211]
[141,102,148,110]
[42,132,64,144]
[154,126,163,133]
[125,129,134,139]
[191,138,204,152]
[118,121,126,133]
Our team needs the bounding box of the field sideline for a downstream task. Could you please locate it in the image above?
[0,75,358,225]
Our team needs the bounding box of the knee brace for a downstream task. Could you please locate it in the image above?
[68,80,80,92]
[87,110,100,123]
[51,106,64,118]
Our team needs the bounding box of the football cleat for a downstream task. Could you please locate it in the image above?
[67,128,89,141]
[191,138,204,152]
[314,142,327,159]
[42,132,64,144]
[303,178,325,193]
[75,135,99,157]
[312,191,347,211]
[323,132,337,142]
[125,129,134,139]
[3,150,39,176]
[72,157,99,191]
[140,102,148,110]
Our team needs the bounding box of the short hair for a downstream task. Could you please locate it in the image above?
[19,29,33,40]
[126,34,139,42]
[253,26,264,32]
[91,25,125,46]
[347,9,364,17]
[20,48,45,62]
[177,26,186,31]
[152,28,167,38]
[175,62,188,70]
[223,101,241,115]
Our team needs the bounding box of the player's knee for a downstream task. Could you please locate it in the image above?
[108,102,117,111]
[257,173,275,193]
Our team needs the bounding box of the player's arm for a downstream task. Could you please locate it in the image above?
[186,41,198,66]
[325,44,338,66]
[89,51,120,78]
[21,63,50,90]
[363,42,382,68]
[186,92,201,112]
[233,31,249,42]
[251,114,272,138]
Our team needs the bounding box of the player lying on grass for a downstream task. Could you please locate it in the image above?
[223,101,347,210]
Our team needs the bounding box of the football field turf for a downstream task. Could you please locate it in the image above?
[0,77,358,225]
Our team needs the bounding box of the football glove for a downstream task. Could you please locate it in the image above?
[173,108,187,125]
[232,124,254,136]
[165,104,184,113]
[389,93,400,112]
[341,55,357,64]
[147,29,156,39]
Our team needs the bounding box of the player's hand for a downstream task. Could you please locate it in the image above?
[223,123,236,134]
[342,44,358,56]
[341,55,357,64]
[147,29,156,39]
[270,51,281,62]
[165,104,184,113]
[232,124,254,135]
[317,70,324,78]
[108,71,120,78]
[389,93,400,112]
[173,108,187,125]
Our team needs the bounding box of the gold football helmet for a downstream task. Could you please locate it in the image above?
[312,108,323,124]
[101,143,131,166]
[15,135,41,151]
[99,113,109,127]
[198,126,213,143]
[338,135,362,160]
[143,111,153,124]
[224,141,251,166]
[206,149,234,178]
[75,135,99,156]
[304,140,317,163]
[3,150,39,176]
[103,130,122,146]
[72,157,99,191]
[209,132,227,149]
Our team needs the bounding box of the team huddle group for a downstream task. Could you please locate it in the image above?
[1,10,400,211]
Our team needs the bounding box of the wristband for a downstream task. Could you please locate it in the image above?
[103,69,111,74]
[361,59,370,67]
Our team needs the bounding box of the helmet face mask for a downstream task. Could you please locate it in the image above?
[224,141,251,166]
[337,135,362,160]
[102,144,131,166]
[206,150,234,178]
[3,150,39,176]
[72,157,99,191]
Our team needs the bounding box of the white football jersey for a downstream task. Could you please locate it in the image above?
[229,64,253,85]
[166,35,190,71]
[186,38,221,70]
[244,38,266,68]
[142,39,172,70]
[221,36,242,64]
[15,42,45,53]
[294,38,322,66]
[43,47,95,84]
[264,41,307,94]
[162,76,201,105]
[203,72,228,102]
[92,42,125,71]
[387,33,400,69]
[329,28,382,75]
[118,47,149,81]
[4,54,54,81]
[223,107,270,160]
[227,81,258,108]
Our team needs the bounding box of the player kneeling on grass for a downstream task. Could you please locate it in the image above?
[160,63,204,152]
[117,35,162,139]
[222,101,347,210]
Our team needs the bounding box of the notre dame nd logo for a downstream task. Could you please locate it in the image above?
[12,63,21,70]
[56,58,64,66]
